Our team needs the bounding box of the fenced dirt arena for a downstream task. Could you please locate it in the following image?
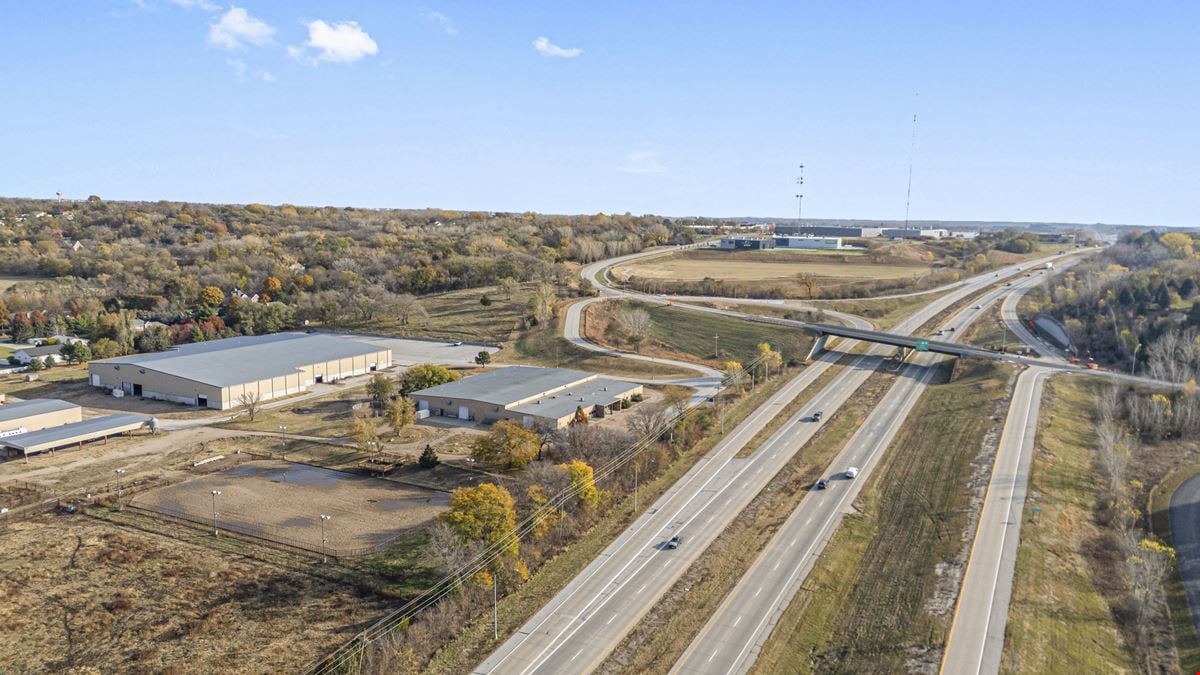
[131,460,448,555]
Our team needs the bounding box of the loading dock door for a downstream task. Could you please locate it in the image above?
[90,374,100,386]
[197,395,208,408]
[418,399,429,411]
[458,405,470,420]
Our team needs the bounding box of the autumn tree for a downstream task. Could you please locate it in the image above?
[722,361,746,391]
[560,459,600,511]
[367,372,395,401]
[472,420,540,468]
[439,483,519,556]
[530,283,557,325]
[756,342,784,379]
[386,397,416,436]
[399,363,460,394]
[350,416,380,452]
[572,405,590,426]
[200,286,224,307]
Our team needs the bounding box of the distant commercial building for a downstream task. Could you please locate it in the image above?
[774,225,884,238]
[412,366,643,430]
[883,228,950,240]
[948,231,980,240]
[773,236,843,250]
[718,236,776,250]
[88,333,392,410]
[0,399,82,437]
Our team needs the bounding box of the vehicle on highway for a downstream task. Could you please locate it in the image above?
[935,330,945,336]
[451,341,463,346]
[666,535,681,549]
[845,467,860,479]
[815,479,828,490]
[973,304,982,309]
[948,326,956,332]
[812,410,823,422]
[1005,282,1013,287]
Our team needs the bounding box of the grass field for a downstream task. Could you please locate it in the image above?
[583,299,814,367]
[1150,461,1200,673]
[615,250,929,282]
[355,283,532,345]
[752,359,1011,673]
[501,319,694,379]
[0,514,394,673]
[999,378,1136,673]
[813,290,948,330]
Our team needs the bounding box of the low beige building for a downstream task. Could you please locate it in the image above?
[412,366,643,430]
[1,413,150,459]
[88,333,392,410]
[0,399,83,437]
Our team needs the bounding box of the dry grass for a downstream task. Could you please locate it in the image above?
[1000,378,1136,673]
[131,459,448,553]
[615,251,928,282]
[751,359,1011,673]
[0,514,393,674]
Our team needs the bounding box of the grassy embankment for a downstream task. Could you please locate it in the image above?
[1149,463,1200,672]
[751,359,1011,673]
[999,377,1136,672]
[421,364,812,674]
[581,299,814,368]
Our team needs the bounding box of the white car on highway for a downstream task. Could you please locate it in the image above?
[845,467,859,479]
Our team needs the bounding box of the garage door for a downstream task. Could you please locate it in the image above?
[458,405,470,420]
[417,399,429,411]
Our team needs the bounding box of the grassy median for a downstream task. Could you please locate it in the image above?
[752,359,1011,673]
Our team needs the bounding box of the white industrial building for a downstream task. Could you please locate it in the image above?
[773,236,844,250]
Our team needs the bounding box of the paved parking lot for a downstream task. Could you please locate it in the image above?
[334,333,499,367]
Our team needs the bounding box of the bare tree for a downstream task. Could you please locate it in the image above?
[238,391,261,421]
[628,402,672,439]
[616,307,652,352]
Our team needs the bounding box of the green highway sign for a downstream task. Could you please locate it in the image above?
[915,339,929,351]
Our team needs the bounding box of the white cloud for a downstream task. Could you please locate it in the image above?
[170,0,219,11]
[533,36,581,58]
[290,19,379,64]
[620,151,666,174]
[226,58,276,83]
[421,10,458,36]
[208,7,275,50]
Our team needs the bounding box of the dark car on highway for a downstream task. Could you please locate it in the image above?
[815,479,828,490]
[666,535,681,549]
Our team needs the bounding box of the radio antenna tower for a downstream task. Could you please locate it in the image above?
[904,112,917,229]
[795,164,805,222]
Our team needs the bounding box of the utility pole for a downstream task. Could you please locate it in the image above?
[633,463,639,513]
[1131,343,1142,376]
[904,112,918,229]
[493,573,499,640]
[713,334,719,360]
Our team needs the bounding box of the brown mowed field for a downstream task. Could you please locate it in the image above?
[0,515,391,674]
[615,252,928,282]
[132,460,448,553]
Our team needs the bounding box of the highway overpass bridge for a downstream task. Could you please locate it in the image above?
[802,322,1000,362]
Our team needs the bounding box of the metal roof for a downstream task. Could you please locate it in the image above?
[0,398,81,424]
[92,333,388,387]
[413,366,598,407]
[0,413,150,452]
[509,378,643,421]
[18,345,63,357]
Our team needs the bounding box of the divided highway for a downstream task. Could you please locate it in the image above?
[476,249,1078,674]
[672,262,1065,674]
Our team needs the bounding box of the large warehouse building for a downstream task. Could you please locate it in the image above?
[88,333,392,410]
[412,366,643,429]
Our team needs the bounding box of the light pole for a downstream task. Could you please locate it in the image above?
[493,572,499,641]
[998,320,1007,353]
[279,425,287,453]
[210,490,221,536]
[796,163,805,221]
[1131,343,1142,377]
[319,514,330,563]
[633,463,639,513]
[114,468,126,504]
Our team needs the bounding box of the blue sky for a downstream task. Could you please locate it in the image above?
[2,1,1198,226]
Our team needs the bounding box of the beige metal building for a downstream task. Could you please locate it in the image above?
[88,333,392,410]
[0,413,150,459]
[0,399,83,436]
[412,366,643,430]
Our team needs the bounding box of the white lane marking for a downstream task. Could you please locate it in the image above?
[734,615,742,627]
[708,649,720,663]
[571,649,583,662]
[755,586,763,597]
[606,614,616,625]
[637,584,647,594]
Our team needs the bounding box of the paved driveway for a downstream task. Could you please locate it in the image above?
[1170,472,1200,642]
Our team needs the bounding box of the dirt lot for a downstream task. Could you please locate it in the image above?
[0,514,391,674]
[132,460,448,553]
[615,250,928,282]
